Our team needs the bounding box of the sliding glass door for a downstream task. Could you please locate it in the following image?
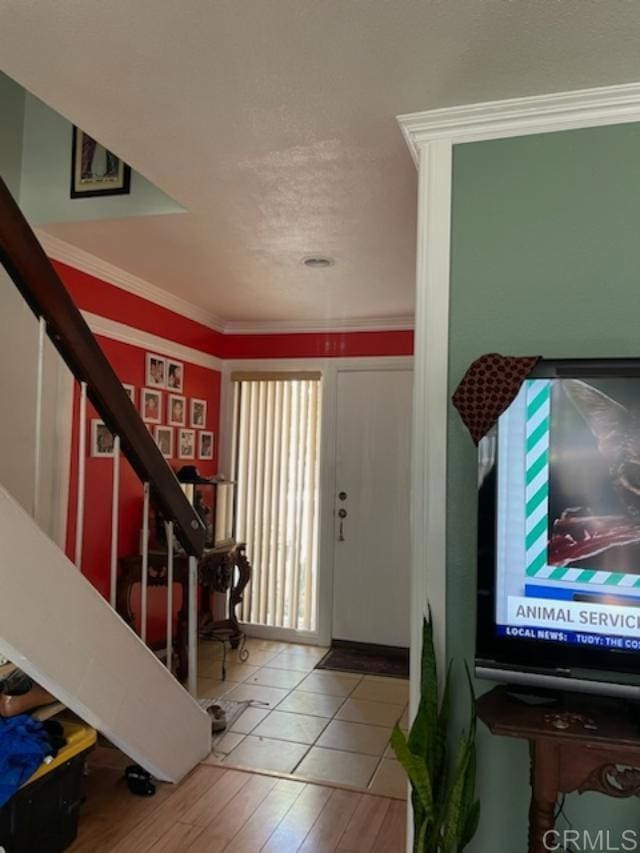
[231,373,322,633]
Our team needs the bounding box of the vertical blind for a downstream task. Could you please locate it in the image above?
[231,373,322,631]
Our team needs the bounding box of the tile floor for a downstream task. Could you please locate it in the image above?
[198,638,409,799]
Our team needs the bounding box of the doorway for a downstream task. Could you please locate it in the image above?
[332,368,412,649]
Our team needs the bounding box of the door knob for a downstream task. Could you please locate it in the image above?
[338,508,347,541]
[338,491,347,501]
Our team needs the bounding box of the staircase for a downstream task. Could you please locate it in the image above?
[0,177,211,782]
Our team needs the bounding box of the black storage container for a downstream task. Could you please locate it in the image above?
[0,722,95,853]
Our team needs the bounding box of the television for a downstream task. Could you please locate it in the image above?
[476,358,640,700]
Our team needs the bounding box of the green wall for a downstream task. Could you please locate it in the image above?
[0,73,25,198]
[449,124,640,851]
[19,92,184,225]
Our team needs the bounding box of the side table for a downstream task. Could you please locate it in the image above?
[117,541,253,684]
[477,685,640,853]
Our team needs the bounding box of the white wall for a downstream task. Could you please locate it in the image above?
[0,268,73,545]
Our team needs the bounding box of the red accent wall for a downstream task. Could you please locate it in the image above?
[55,259,412,640]
[52,259,414,360]
[220,329,414,359]
[65,334,220,641]
[52,260,224,356]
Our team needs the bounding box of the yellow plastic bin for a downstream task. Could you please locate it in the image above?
[0,721,97,853]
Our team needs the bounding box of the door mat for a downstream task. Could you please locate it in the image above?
[315,645,409,679]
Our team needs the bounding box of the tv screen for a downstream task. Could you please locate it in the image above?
[477,359,640,695]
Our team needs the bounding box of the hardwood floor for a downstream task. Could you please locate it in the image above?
[69,749,407,852]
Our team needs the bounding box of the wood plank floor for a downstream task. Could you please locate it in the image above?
[69,749,407,852]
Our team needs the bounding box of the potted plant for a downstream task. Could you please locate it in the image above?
[391,611,480,852]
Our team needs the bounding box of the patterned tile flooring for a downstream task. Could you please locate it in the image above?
[198,638,409,798]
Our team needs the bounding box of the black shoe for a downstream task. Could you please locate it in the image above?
[125,764,156,797]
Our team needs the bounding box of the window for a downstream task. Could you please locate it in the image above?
[231,373,322,631]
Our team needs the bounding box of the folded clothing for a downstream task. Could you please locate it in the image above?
[0,714,55,807]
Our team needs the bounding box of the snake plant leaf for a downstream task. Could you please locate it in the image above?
[415,816,429,853]
[411,789,427,853]
[411,789,427,850]
[460,799,481,850]
[408,614,438,767]
[391,725,434,813]
[458,741,478,851]
[432,659,453,807]
[394,607,480,852]
[440,731,474,852]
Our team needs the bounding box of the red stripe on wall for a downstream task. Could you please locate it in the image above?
[52,260,224,356]
[51,259,413,359]
[220,329,414,359]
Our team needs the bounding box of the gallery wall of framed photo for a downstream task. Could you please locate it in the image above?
[66,333,220,610]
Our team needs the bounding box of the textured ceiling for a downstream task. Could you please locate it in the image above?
[2,1,640,326]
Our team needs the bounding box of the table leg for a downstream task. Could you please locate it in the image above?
[228,546,252,648]
[529,739,560,853]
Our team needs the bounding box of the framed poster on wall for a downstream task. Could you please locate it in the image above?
[71,127,131,198]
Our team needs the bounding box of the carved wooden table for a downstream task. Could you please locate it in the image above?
[117,542,252,683]
[477,686,640,853]
[198,542,252,679]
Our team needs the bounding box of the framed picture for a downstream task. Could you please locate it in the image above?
[141,388,162,424]
[145,353,166,388]
[123,384,135,403]
[167,359,184,392]
[70,127,131,198]
[154,426,174,459]
[91,419,115,457]
[190,398,207,428]
[168,394,187,426]
[199,431,215,460]
[178,429,196,460]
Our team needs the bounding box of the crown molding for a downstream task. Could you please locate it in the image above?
[38,229,415,335]
[398,80,640,164]
[36,229,226,332]
[222,315,415,334]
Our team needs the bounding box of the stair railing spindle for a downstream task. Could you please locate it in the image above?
[32,316,46,521]
[188,555,198,696]
[141,482,150,643]
[109,436,121,609]
[165,521,174,671]
[74,381,88,569]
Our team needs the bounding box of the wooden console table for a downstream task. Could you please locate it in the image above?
[117,542,252,683]
[477,686,640,853]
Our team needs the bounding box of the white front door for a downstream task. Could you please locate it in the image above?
[332,369,412,647]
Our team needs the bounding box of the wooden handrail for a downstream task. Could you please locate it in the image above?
[0,177,205,557]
